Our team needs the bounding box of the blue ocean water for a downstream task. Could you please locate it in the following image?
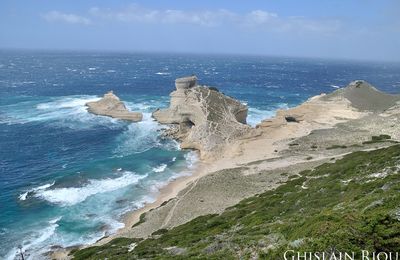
[0,50,399,259]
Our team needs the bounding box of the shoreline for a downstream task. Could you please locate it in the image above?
[51,100,349,258]
[50,151,214,259]
[98,155,213,245]
[51,80,400,259]
[102,83,376,242]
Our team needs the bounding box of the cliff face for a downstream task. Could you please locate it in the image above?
[86,92,143,122]
[153,76,250,158]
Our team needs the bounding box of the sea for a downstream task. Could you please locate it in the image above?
[0,50,399,259]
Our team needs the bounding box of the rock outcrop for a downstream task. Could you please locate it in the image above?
[153,76,250,158]
[257,80,400,130]
[321,80,400,112]
[86,91,143,122]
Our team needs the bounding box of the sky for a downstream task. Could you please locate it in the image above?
[0,0,399,61]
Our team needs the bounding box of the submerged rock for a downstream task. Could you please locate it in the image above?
[86,91,143,122]
[153,76,250,158]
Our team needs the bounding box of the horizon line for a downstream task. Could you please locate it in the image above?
[1,47,400,64]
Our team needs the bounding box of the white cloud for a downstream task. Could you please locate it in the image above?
[246,10,278,25]
[43,11,91,25]
[88,5,235,27]
[87,5,341,34]
[41,5,341,34]
[242,11,341,35]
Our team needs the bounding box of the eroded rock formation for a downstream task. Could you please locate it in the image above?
[153,76,250,158]
[257,80,400,130]
[86,91,143,122]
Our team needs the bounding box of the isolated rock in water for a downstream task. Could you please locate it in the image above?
[153,76,250,158]
[86,91,143,122]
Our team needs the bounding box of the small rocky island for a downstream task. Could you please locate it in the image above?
[86,91,143,122]
[153,76,250,158]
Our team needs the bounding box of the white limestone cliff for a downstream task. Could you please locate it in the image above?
[153,76,250,158]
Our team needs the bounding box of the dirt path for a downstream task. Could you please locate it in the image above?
[161,178,200,228]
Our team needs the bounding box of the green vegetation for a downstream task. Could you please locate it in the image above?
[326,144,347,150]
[73,237,143,260]
[208,86,220,92]
[132,213,146,228]
[372,134,392,141]
[363,134,394,145]
[73,145,400,259]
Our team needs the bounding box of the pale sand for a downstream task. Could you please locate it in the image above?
[52,91,400,258]
[95,160,213,245]
[96,94,370,243]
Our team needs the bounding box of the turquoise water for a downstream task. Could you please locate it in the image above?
[0,51,399,259]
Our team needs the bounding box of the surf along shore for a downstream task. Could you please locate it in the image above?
[52,78,400,259]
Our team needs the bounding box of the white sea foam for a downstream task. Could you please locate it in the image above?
[5,217,61,260]
[35,172,147,206]
[246,104,289,127]
[155,72,170,75]
[19,181,55,201]
[153,164,167,173]
[184,151,199,169]
[113,113,163,156]
[133,195,156,209]
[1,95,124,129]
[330,84,341,89]
[247,107,275,127]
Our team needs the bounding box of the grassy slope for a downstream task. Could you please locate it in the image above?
[73,145,400,259]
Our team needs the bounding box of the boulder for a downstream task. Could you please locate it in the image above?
[153,76,250,158]
[86,91,143,122]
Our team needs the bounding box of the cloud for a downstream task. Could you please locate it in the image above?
[87,5,341,34]
[242,10,341,35]
[41,5,341,34]
[88,5,235,27]
[42,11,91,25]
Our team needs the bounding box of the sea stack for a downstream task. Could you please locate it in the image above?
[86,91,143,122]
[153,75,250,158]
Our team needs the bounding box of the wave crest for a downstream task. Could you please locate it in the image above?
[34,172,147,206]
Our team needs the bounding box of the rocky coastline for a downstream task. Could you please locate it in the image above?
[54,77,400,259]
[153,76,250,159]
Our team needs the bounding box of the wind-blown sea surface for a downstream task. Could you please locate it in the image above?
[1,50,399,259]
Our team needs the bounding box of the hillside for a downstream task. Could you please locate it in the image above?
[73,144,400,259]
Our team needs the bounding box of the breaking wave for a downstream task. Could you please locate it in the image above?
[19,181,55,201]
[113,113,164,156]
[246,103,289,127]
[34,172,147,206]
[153,164,167,173]
[4,217,62,260]
[0,95,127,129]
[184,151,199,169]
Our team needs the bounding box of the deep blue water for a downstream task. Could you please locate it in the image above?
[1,50,400,259]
